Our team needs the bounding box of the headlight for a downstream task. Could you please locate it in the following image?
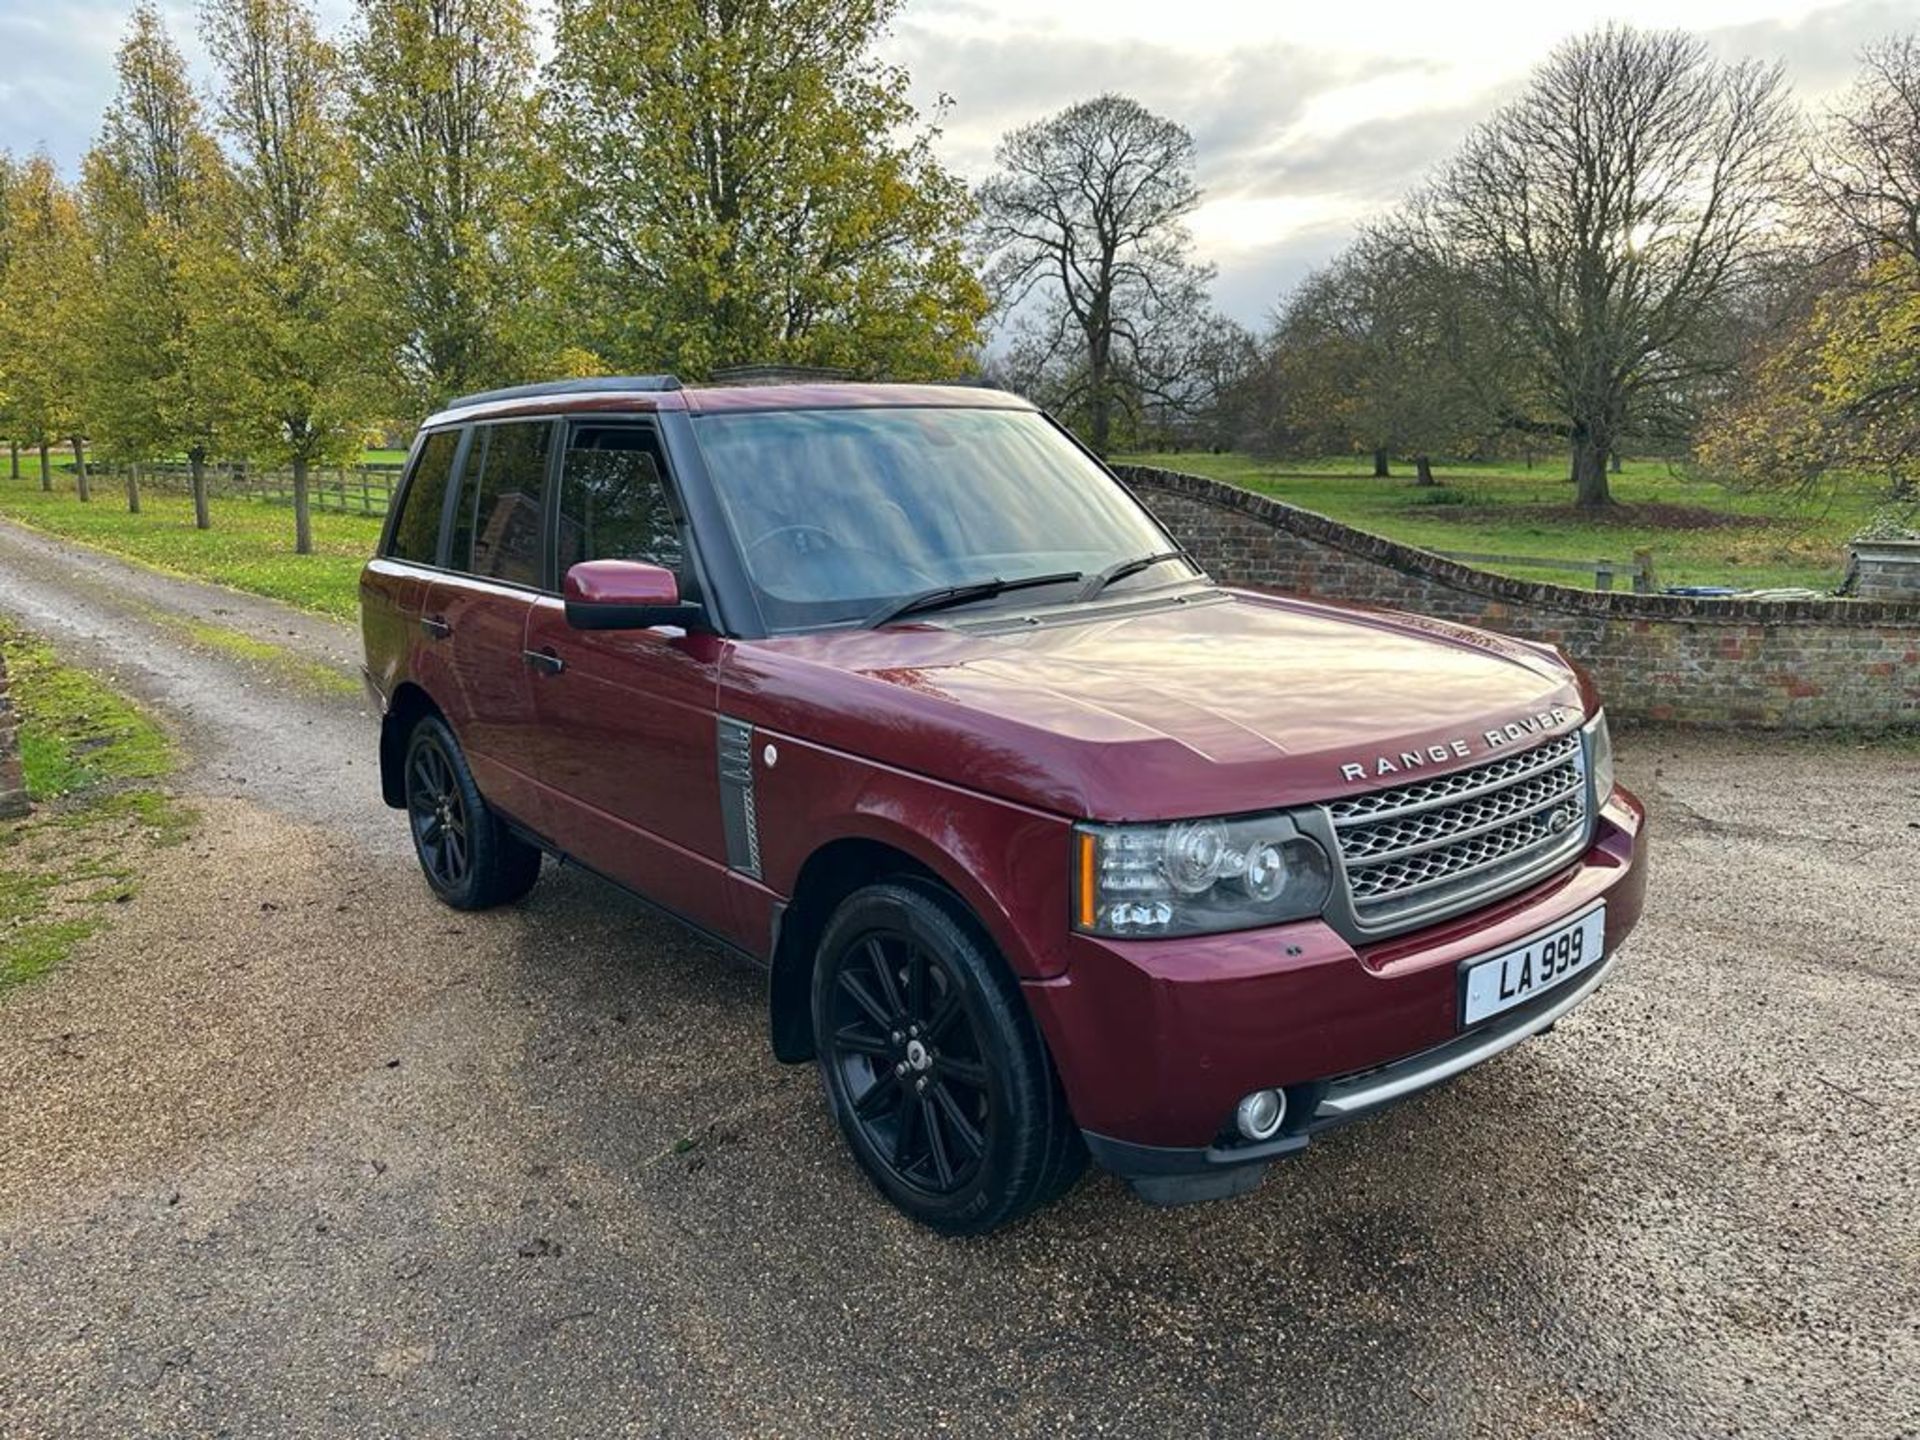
[1073,813,1332,938]
[1583,711,1615,804]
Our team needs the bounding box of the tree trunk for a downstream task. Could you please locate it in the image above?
[1414,454,1437,486]
[189,448,211,530]
[1087,365,1112,457]
[125,462,141,515]
[292,454,313,555]
[1372,446,1390,478]
[1609,450,1623,474]
[8,441,17,480]
[38,443,50,491]
[1572,430,1614,508]
[72,437,90,503]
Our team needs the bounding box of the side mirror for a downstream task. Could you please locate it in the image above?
[563,560,705,631]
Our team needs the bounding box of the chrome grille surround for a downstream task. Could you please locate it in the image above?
[1321,733,1589,934]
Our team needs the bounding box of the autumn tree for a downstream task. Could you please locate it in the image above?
[1423,26,1794,507]
[203,0,366,554]
[344,0,553,414]
[0,156,90,496]
[81,2,237,522]
[0,151,21,478]
[542,0,986,379]
[1248,224,1514,480]
[976,95,1216,456]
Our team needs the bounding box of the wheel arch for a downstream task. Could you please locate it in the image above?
[379,682,444,808]
[767,830,1009,1064]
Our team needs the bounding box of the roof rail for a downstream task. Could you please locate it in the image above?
[444,375,683,410]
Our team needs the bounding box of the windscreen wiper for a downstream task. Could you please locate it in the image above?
[1076,549,1188,601]
[865,570,1085,629]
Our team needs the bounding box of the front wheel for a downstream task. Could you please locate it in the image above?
[403,715,541,910]
[811,882,1085,1234]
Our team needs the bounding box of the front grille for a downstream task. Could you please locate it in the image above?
[1324,733,1587,931]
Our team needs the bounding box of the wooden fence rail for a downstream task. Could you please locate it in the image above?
[136,462,403,517]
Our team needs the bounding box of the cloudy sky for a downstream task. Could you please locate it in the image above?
[1,0,1908,327]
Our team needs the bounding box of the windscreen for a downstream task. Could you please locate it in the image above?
[692,406,1184,630]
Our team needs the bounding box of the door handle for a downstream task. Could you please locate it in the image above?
[420,615,452,639]
[523,647,565,676]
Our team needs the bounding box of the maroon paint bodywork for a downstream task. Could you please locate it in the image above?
[361,382,1647,1164]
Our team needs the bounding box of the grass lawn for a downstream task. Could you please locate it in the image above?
[1,622,192,990]
[0,468,383,620]
[1117,453,1890,592]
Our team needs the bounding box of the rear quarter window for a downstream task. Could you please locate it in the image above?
[448,421,553,587]
[387,429,463,564]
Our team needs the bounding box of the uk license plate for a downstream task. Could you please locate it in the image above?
[1459,905,1606,1026]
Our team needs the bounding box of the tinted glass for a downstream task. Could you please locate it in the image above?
[692,407,1184,630]
[449,421,551,587]
[387,429,461,564]
[557,425,684,576]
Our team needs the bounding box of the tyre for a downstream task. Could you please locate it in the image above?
[402,714,542,910]
[811,881,1086,1234]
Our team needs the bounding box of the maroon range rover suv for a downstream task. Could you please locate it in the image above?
[360,376,1647,1234]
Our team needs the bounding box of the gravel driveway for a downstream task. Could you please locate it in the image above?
[1,516,1915,1439]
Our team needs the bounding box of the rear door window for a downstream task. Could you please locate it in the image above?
[555,424,685,577]
[387,428,462,564]
[448,421,553,587]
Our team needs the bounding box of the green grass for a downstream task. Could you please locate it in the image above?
[155,613,360,696]
[9,628,173,798]
[0,468,382,619]
[2,622,191,990]
[1116,453,1892,592]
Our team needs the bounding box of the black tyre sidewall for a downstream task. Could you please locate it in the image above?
[811,881,1072,1234]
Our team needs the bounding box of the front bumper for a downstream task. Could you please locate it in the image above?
[1023,788,1647,1205]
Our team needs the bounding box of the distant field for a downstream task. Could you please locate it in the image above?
[0,471,381,620]
[1116,453,1885,592]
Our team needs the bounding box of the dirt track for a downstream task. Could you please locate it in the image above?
[2,515,1916,1439]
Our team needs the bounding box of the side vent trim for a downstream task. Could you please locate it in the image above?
[717,716,762,879]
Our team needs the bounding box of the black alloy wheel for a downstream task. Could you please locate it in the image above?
[401,715,542,910]
[827,929,993,1195]
[407,732,469,892]
[812,882,1086,1234]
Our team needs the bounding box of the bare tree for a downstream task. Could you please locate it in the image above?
[976,95,1215,455]
[1808,34,1920,267]
[1424,26,1794,506]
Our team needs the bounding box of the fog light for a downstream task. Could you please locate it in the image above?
[1235,1088,1287,1142]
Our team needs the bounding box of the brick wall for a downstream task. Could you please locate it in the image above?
[1117,465,1920,730]
[0,648,28,819]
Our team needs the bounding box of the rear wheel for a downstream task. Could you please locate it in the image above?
[403,715,541,910]
[812,881,1084,1234]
